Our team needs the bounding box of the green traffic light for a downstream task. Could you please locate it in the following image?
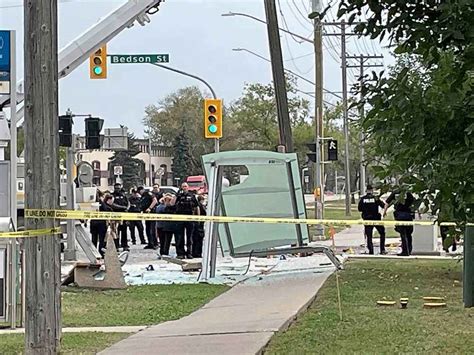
[93,66,103,75]
[208,124,218,134]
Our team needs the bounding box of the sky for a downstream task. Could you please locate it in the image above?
[0,0,392,137]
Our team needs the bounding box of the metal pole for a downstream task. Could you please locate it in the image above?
[148,137,153,185]
[341,20,352,216]
[151,63,217,99]
[9,29,18,330]
[359,57,366,196]
[464,225,474,307]
[64,131,76,261]
[286,161,303,246]
[150,63,219,153]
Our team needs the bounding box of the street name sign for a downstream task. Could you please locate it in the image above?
[109,54,169,64]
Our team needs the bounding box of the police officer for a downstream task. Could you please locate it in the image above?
[138,186,158,249]
[358,185,387,255]
[383,189,415,256]
[128,189,146,245]
[174,182,199,259]
[191,194,207,258]
[111,183,130,251]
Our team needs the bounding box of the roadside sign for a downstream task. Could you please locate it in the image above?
[113,165,123,176]
[0,31,11,95]
[109,54,169,64]
[327,139,338,161]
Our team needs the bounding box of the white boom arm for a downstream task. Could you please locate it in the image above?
[15,0,164,120]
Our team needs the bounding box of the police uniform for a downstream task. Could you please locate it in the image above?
[112,190,129,250]
[358,192,386,254]
[386,191,415,256]
[174,190,198,259]
[128,194,146,245]
[140,191,158,249]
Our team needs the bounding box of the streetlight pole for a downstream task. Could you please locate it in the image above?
[150,63,219,153]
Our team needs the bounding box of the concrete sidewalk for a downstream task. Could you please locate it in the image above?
[100,268,333,355]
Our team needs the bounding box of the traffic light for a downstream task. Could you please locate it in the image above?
[89,45,107,79]
[327,139,338,161]
[204,98,223,139]
[85,117,104,149]
[306,142,317,163]
[58,114,73,147]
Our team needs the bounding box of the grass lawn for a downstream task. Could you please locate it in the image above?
[308,205,400,240]
[0,332,128,355]
[0,284,228,354]
[308,207,359,238]
[266,259,474,354]
[62,284,229,327]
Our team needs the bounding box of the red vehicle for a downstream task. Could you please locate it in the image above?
[185,175,208,194]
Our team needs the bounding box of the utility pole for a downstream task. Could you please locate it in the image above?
[323,20,354,216]
[340,20,351,216]
[347,54,383,196]
[263,0,293,152]
[310,0,324,221]
[24,0,61,353]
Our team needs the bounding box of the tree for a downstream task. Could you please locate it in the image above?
[143,86,214,175]
[172,123,193,182]
[227,75,311,165]
[109,134,145,191]
[336,0,473,223]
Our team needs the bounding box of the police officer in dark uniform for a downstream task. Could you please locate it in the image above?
[384,189,415,256]
[358,185,387,255]
[174,182,199,259]
[138,186,158,249]
[128,189,146,245]
[191,194,207,258]
[111,183,130,251]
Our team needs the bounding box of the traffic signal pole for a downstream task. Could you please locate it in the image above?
[64,126,77,261]
[150,62,220,152]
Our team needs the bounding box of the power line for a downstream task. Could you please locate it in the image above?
[287,0,312,30]
[277,0,306,44]
[284,52,314,61]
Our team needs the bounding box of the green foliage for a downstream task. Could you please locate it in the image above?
[336,0,474,223]
[172,123,194,181]
[227,75,312,165]
[109,134,145,191]
[143,86,213,174]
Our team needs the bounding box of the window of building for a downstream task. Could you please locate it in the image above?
[92,161,101,170]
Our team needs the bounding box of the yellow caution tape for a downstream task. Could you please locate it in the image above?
[24,209,470,227]
[0,227,62,238]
